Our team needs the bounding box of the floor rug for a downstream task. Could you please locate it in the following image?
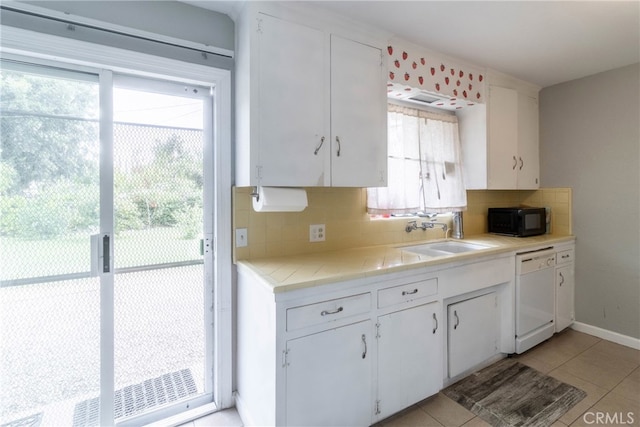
[443,359,587,427]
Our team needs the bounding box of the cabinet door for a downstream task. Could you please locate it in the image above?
[487,86,518,189]
[286,320,372,426]
[517,93,540,189]
[555,264,575,332]
[258,14,328,186]
[448,293,499,378]
[377,302,441,420]
[330,35,387,187]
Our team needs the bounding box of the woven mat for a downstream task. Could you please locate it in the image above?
[443,359,586,427]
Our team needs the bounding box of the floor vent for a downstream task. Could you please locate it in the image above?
[1,413,42,427]
[72,368,197,426]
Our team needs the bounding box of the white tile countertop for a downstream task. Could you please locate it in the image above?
[236,234,575,293]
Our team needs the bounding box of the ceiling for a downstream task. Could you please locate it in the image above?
[185,1,640,88]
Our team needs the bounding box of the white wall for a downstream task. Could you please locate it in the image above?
[2,1,234,70]
[24,1,234,51]
[539,63,640,339]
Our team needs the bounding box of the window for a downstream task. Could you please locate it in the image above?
[367,104,467,215]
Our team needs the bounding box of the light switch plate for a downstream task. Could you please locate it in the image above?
[236,228,248,247]
[309,224,325,242]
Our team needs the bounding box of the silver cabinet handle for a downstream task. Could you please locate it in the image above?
[454,310,459,330]
[313,136,325,155]
[559,272,565,286]
[321,306,343,316]
[432,313,438,334]
[519,157,524,170]
[361,334,367,359]
[402,288,418,296]
[336,136,341,157]
[512,156,517,170]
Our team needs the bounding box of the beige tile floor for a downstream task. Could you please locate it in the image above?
[181,330,639,427]
[380,330,640,427]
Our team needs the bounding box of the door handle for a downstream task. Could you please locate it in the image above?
[454,310,459,330]
[336,136,341,157]
[102,234,110,273]
[313,136,325,155]
[512,156,517,170]
[361,334,367,359]
[559,272,564,286]
[519,157,524,170]
[432,313,438,334]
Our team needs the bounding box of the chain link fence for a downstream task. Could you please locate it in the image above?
[1,106,207,425]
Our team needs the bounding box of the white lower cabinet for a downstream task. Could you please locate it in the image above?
[376,301,441,420]
[237,248,542,425]
[285,320,373,426]
[447,292,499,378]
[555,246,575,332]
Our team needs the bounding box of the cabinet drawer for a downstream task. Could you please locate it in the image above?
[378,278,438,309]
[287,293,371,331]
[556,249,574,265]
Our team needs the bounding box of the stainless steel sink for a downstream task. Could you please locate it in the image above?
[398,241,490,257]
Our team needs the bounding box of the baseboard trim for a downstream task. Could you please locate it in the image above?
[234,392,257,427]
[571,322,640,350]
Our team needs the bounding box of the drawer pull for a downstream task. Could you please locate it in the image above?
[402,288,419,296]
[321,306,343,316]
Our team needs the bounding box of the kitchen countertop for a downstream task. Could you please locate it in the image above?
[236,234,575,293]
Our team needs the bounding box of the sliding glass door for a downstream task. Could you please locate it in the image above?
[110,76,213,424]
[0,60,214,426]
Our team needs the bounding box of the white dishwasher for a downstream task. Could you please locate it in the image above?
[515,248,556,354]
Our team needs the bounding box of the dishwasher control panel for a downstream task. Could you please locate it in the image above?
[516,249,556,275]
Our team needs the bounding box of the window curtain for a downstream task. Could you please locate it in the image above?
[367,104,467,214]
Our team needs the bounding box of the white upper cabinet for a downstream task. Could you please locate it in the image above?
[458,78,540,190]
[330,35,387,187]
[236,5,387,187]
[487,86,519,189]
[256,14,326,187]
[517,93,540,189]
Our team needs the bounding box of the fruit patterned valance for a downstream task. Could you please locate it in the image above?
[387,43,486,109]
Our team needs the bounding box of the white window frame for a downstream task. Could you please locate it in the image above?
[0,24,234,419]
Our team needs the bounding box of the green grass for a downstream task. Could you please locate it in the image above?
[0,227,202,281]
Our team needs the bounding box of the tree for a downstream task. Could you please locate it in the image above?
[0,68,100,195]
[1,68,100,238]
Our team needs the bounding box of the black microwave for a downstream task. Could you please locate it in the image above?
[488,207,547,237]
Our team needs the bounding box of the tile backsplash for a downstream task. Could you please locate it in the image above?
[233,187,572,261]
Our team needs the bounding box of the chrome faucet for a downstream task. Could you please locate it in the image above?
[405,220,419,233]
[424,221,448,234]
[405,220,448,235]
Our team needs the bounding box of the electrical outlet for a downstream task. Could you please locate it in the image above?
[309,224,325,242]
[235,228,248,248]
